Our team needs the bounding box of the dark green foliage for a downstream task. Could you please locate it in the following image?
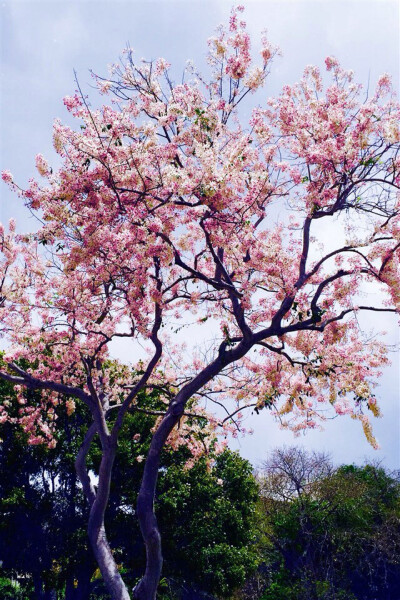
[0,379,260,599]
[96,408,261,596]
[157,451,260,596]
[0,576,31,600]
[0,377,96,599]
[4,362,399,600]
[254,449,400,600]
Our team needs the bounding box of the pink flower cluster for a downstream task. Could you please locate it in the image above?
[0,6,398,453]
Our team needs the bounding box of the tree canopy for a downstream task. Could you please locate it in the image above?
[0,6,399,598]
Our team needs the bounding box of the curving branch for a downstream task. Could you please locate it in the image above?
[0,362,91,405]
[75,422,97,506]
[156,230,242,298]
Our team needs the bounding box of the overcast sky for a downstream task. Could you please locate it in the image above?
[1,0,399,469]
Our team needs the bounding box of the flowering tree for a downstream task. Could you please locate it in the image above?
[1,6,399,599]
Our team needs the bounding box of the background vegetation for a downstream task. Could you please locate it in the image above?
[1,378,399,599]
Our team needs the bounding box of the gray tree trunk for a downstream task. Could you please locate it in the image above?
[132,338,252,598]
[76,425,131,600]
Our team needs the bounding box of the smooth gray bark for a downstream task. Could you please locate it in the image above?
[75,423,131,600]
[87,522,130,600]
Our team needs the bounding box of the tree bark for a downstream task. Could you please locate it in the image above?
[76,423,130,600]
[88,442,131,600]
[133,406,188,599]
[88,522,130,600]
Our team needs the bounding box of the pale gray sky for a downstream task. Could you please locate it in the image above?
[1,0,399,468]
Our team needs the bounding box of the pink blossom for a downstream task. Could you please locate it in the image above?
[1,170,13,184]
[325,56,339,71]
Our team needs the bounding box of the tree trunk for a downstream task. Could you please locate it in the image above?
[132,489,163,599]
[88,442,131,600]
[133,412,181,600]
[132,341,252,599]
[88,521,130,600]
[76,424,130,600]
